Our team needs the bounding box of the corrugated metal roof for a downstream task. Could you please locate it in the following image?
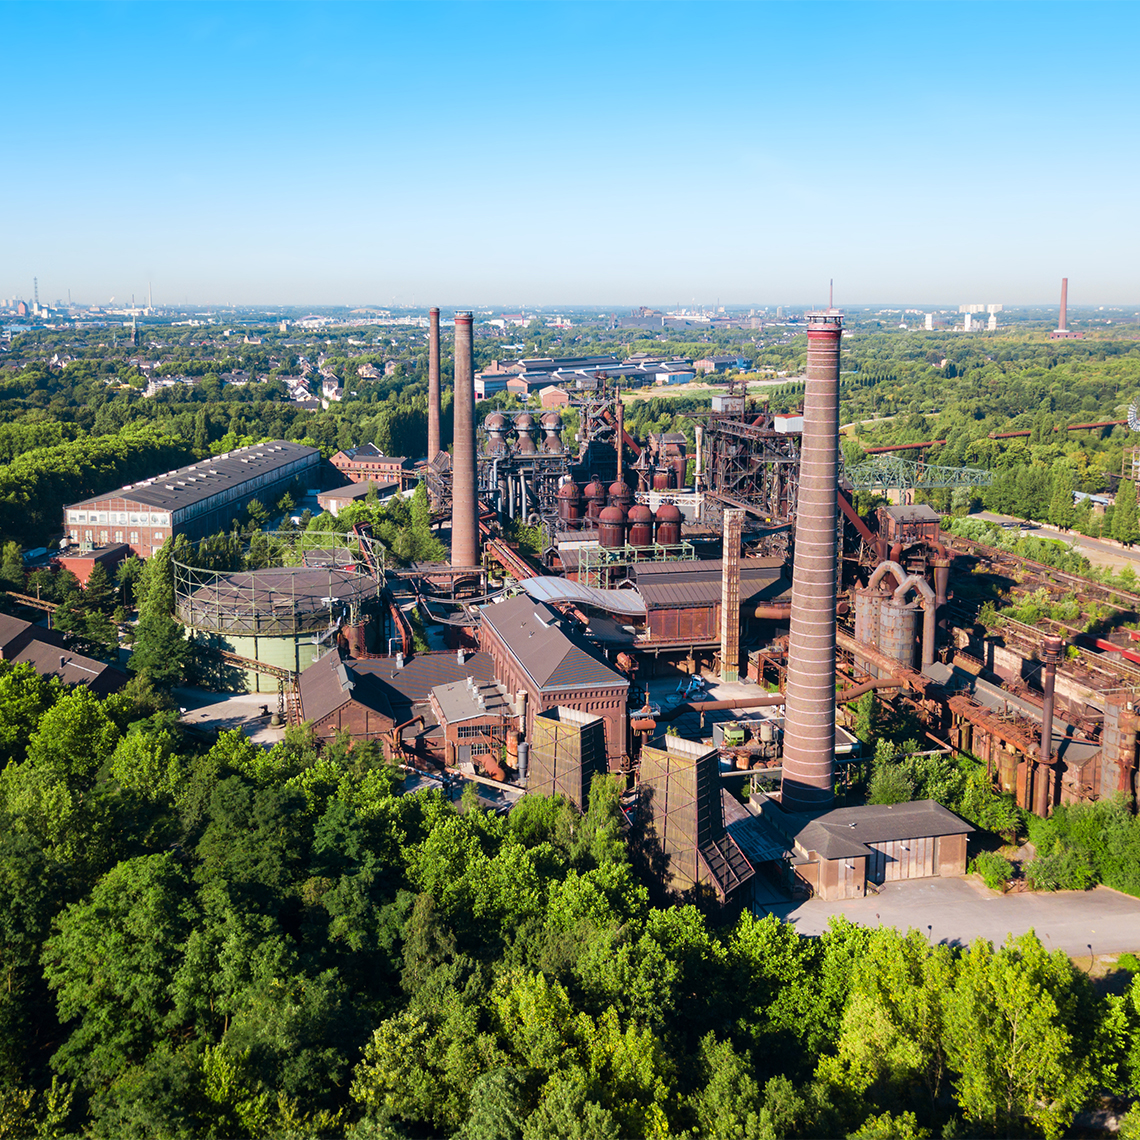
[634,558,789,609]
[517,577,647,618]
[68,441,319,513]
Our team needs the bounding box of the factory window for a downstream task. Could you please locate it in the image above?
[130,532,139,544]
[154,532,164,542]
[84,530,93,542]
[115,531,123,543]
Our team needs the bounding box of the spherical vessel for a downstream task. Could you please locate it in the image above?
[608,479,633,510]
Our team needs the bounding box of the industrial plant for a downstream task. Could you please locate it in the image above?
[49,302,1138,910]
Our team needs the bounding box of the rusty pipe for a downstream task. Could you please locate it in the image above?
[656,694,787,723]
[867,560,907,593]
[1035,636,1064,816]
[837,628,918,684]
[837,677,903,703]
[930,541,950,609]
[615,394,624,487]
[751,603,792,620]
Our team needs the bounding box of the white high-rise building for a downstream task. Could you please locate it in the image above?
[924,313,934,330]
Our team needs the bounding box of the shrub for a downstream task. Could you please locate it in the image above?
[1118,952,1140,974]
[970,851,1013,891]
[1024,845,1098,892]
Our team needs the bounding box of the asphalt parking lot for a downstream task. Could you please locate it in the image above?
[766,875,1140,956]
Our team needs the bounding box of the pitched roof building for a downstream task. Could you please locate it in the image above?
[0,613,128,697]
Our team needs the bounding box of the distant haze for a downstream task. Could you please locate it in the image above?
[3,1,1138,307]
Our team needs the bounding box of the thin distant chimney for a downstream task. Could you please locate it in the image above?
[1059,277,1068,332]
[428,307,441,460]
[451,311,479,569]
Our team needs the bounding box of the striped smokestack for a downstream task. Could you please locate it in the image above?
[451,311,479,569]
[428,307,441,460]
[781,310,843,812]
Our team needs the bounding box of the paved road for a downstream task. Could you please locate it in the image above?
[974,510,1140,572]
[766,876,1140,956]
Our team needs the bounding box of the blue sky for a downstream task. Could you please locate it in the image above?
[2,1,1137,307]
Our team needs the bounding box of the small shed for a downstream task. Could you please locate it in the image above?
[878,503,942,546]
[771,799,972,901]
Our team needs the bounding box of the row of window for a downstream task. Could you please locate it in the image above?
[72,530,163,546]
[456,723,505,740]
[68,510,169,527]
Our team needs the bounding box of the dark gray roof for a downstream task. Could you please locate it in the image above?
[349,650,498,715]
[67,441,319,513]
[480,596,626,692]
[338,444,409,465]
[0,614,126,696]
[299,649,396,725]
[632,558,789,609]
[431,679,512,724]
[779,799,973,861]
[318,481,400,503]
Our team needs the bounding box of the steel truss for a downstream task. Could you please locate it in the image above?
[846,454,994,493]
[700,418,800,522]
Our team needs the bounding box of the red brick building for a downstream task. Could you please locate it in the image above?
[329,444,413,488]
[478,596,629,767]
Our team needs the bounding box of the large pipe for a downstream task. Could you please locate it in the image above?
[867,560,906,592]
[837,629,918,686]
[1059,277,1068,332]
[428,307,441,460]
[451,311,479,569]
[781,310,843,812]
[694,423,704,486]
[894,574,937,668]
[930,541,951,609]
[1035,635,1064,816]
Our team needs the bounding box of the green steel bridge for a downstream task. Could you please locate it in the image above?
[845,454,993,494]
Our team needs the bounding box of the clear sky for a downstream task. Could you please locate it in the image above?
[2,1,1137,308]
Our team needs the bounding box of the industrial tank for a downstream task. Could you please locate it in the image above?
[608,479,633,511]
[655,502,682,546]
[583,479,606,519]
[652,468,673,491]
[672,455,688,489]
[556,481,581,523]
[541,411,563,453]
[627,503,654,547]
[598,505,626,549]
[854,588,884,678]
[514,413,537,454]
[484,412,509,455]
[878,600,919,671]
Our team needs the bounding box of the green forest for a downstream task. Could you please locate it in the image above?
[2,670,1140,1139]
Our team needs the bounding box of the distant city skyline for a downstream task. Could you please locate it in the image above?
[2,1,1138,306]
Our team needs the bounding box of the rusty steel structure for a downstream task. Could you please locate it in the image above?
[428,307,442,462]
[1034,635,1064,816]
[781,311,843,812]
[700,414,801,522]
[720,509,744,681]
[451,312,480,570]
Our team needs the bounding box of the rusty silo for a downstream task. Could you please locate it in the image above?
[557,481,581,524]
[781,310,843,813]
[427,307,441,461]
[655,501,682,546]
[627,503,654,547]
[598,505,626,549]
[451,311,479,569]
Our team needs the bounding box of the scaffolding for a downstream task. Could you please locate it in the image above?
[699,417,801,521]
[576,540,698,589]
[173,530,384,636]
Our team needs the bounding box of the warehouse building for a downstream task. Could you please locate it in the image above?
[62,441,320,558]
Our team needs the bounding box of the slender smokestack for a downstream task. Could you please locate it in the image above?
[1034,636,1063,816]
[720,509,744,682]
[428,307,441,460]
[615,394,624,486]
[781,310,843,812]
[451,311,479,569]
[1059,277,1068,332]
